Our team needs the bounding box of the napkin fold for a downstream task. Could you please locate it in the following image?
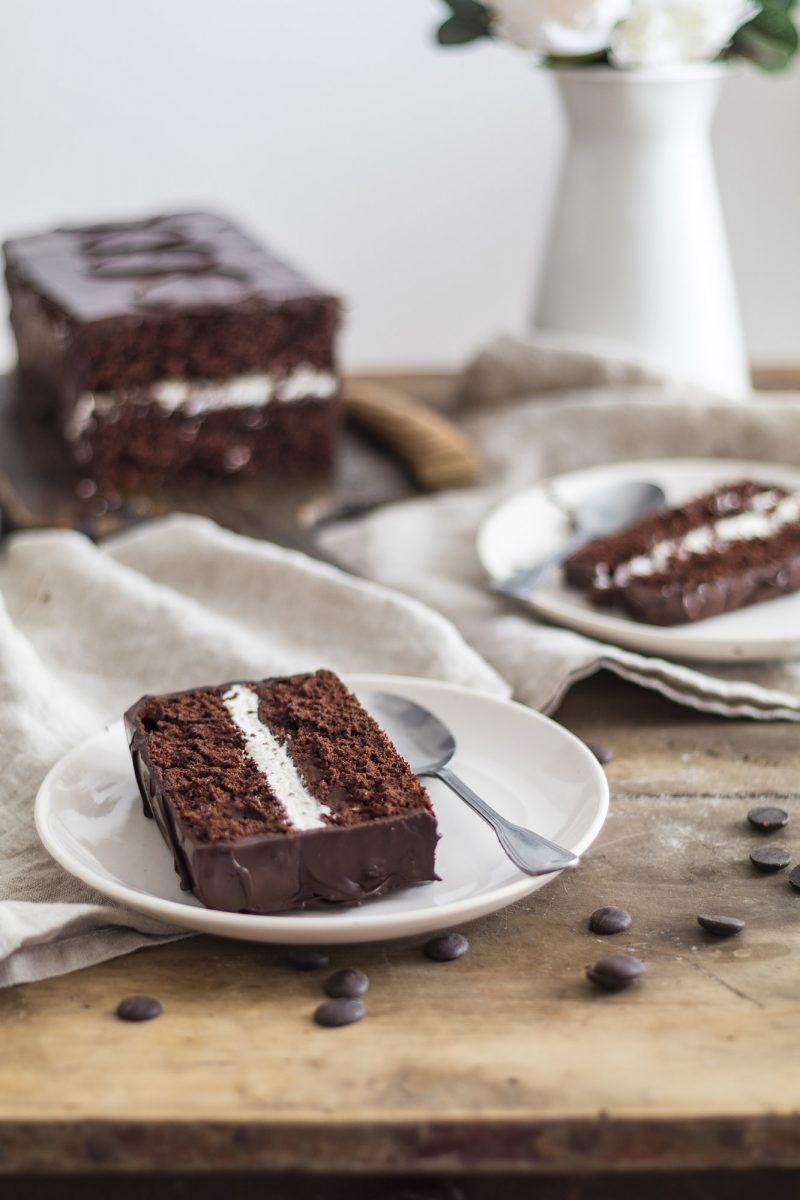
[321,334,800,722]
[0,516,504,986]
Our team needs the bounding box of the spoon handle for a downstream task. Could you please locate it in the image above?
[433,765,580,877]
[488,528,588,600]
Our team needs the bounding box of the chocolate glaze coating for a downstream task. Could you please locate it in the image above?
[564,481,800,626]
[4,212,337,324]
[124,672,439,915]
[620,552,800,626]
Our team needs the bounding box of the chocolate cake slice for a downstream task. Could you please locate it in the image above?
[3,212,341,489]
[125,670,438,914]
[564,480,800,625]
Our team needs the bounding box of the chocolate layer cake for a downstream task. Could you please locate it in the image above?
[564,480,800,625]
[3,212,341,488]
[125,670,438,914]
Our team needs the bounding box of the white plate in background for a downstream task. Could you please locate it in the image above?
[478,457,800,663]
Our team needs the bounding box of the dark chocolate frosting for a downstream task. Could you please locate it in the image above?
[565,481,800,626]
[124,674,439,914]
[3,212,333,323]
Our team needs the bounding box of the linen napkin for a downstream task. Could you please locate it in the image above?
[320,334,800,722]
[0,515,504,987]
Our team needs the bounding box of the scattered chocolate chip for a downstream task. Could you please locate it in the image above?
[324,968,369,999]
[749,846,791,872]
[589,906,632,935]
[313,998,366,1028]
[697,914,745,937]
[587,742,613,765]
[747,806,789,832]
[789,865,800,891]
[586,955,645,992]
[423,932,470,962]
[116,995,162,1022]
[286,948,329,972]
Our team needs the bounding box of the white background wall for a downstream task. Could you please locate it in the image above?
[1,0,798,370]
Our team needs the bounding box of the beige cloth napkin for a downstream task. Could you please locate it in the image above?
[321,335,800,722]
[0,515,504,987]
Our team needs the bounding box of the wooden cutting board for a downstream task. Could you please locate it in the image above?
[0,372,478,549]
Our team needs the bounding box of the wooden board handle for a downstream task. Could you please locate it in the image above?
[344,380,479,490]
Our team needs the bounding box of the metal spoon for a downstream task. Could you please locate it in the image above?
[489,479,666,601]
[362,690,579,876]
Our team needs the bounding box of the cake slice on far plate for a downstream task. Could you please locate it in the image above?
[125,670,438,914]
[564,480,800,625]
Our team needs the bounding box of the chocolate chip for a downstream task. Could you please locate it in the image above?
[789,865,800,891]
[697,914,745,937]
[750,846,791,872]
[116,995,162,1022]
[585,955,645,992]
[747,806,789,832]
[589,906,632,935]
[423,932,469,962]
[313,998,366,1028]
[286,948,329,972]
[587,742,613,765]
[324,968,369,999]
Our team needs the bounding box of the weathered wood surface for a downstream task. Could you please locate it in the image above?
[1,676,799,1176]
[2,369,800,1183]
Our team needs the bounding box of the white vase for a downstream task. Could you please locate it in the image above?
[534,65,750,399]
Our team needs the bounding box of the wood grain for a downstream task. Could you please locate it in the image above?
[1,676,799,1174]
[2,369,800,1181]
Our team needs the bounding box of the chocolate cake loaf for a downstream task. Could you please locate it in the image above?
[564,480,800,625]
[125,670,438,914]
[3,212,341,488]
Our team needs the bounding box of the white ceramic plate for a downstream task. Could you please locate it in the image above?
[478,457,800,664]
[35,674,608,945]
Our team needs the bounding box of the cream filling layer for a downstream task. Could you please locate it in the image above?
[599,490,800,589]
[65,364,338,442]
[221,684,331,832]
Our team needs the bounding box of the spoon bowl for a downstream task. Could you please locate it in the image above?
[364,690,580,876]
[490,479,666,599]
[571,480,667,539]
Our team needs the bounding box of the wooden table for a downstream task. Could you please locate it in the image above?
[2,374,799,1198]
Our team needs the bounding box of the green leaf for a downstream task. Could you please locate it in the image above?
[545,50,610,68]
[732,0,799,70]
[442,0,491,20]
[435,0,492,46]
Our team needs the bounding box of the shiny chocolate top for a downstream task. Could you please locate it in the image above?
[3,211,333,323]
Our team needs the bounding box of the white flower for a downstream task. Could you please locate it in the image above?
[609,0,760,67]
[488,0,633,57]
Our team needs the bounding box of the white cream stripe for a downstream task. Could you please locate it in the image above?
[602,490,800,588]
[221,684,330,832]
[65,364,338,441]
